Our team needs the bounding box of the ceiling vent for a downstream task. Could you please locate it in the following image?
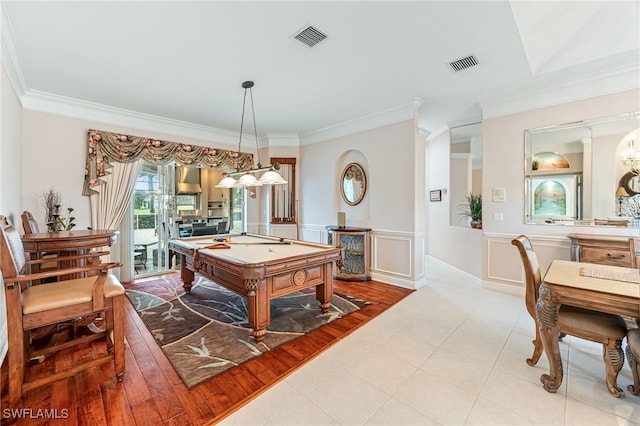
[292,25,328,48]
[447,55,479,72]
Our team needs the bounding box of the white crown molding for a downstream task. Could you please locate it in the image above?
[299,100,419,146]
[21,89,241,146]
[482,65,640,119]
[1,1,28,101]
[265,133,300,147]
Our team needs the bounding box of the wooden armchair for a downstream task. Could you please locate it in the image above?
[21,210,40,235]
[0,215,125,406]
[21,211,59,275]
[512,235,628,396]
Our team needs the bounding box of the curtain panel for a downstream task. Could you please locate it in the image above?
[83,129,253,196]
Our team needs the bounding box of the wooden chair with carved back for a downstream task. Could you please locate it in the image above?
[512,235,628,396]
[21,211,60,276]
[21,210,40,235]
[0,215,125,406]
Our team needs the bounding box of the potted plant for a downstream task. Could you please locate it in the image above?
[458,193,482,229]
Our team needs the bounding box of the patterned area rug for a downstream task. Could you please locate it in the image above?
[125,274,368,388]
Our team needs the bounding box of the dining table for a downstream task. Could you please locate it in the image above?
[539,259,640,395]
[21,229,118,280]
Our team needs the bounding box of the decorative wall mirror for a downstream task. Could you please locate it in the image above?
[341,163,367,206]
[524,111,640,225]
[450,122,482,226]
[271,157,296,223]
[619,171,640,196]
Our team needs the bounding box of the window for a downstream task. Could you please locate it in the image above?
[176,195,197,212]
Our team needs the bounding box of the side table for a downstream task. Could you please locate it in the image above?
[326,226,371,281]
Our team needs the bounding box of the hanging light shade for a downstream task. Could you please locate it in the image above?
[237,173,262,187]
[258,169,288,185]
[215,176,238,188]
[216,80,287,187]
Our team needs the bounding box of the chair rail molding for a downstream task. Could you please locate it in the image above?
[484,232,571,293]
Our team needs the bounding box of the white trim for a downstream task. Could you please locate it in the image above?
[265,133,300,148]
[299,101,417,145]
[21,90,241,147]
[370,271,422,290]
[483,280,525,297]
[482,66,640,120]
[0,1,28,101]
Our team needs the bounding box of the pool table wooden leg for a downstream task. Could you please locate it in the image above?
[246,277,269,343]
[179,255,194,293]
[317,263,334,313]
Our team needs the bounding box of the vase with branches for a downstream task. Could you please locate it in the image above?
[42,187,76,231]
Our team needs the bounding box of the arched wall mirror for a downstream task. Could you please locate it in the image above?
[524,111,640,225]
[341,163,367,206]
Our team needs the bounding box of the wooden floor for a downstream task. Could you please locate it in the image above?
[0,275,413,425]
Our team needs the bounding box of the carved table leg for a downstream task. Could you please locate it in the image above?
[179,255,194,293]
[537,283,563,393]
[245,276,268,343]
[603,342,625,397]
[317,264,334,314]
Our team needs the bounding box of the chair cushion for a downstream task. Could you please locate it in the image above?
[628,329,640,357]
[559,305,627,339]
[22,274,124,315]
[191,226,219,236]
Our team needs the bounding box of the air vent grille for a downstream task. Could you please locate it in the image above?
[447,55,479,72]
[293,25,328,48]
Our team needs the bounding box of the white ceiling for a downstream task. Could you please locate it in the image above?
[2,1,639,142]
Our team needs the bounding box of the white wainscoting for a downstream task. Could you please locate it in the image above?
[267,224,298,240]
[371,230,425,289]
[300,224,329,244]
[300,225,425,289]
[483,232,572,292]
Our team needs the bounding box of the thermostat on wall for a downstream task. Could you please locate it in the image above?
[492,188,506,202]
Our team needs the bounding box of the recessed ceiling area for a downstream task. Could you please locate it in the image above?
[2,1,638,140]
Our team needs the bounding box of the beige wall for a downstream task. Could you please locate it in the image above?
[426,88,640,289]
[1,65,23,365]
[482,89,640,289]
[20,111,262,232]
[427,130,484,278]
[299,119,427,288]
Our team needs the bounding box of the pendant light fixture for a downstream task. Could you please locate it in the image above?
[216,81,287,188]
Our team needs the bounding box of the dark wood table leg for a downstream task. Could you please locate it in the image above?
[179,254,194,293]
[536,283,564,393]
[317,264,334,313]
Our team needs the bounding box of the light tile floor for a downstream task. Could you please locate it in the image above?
[220,259,640,425]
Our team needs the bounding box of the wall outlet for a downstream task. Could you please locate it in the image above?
[493,213,504,221]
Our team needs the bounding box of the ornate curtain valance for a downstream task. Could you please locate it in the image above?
[83,129,253,195]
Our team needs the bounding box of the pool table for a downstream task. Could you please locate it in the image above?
[168,233,342,342]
